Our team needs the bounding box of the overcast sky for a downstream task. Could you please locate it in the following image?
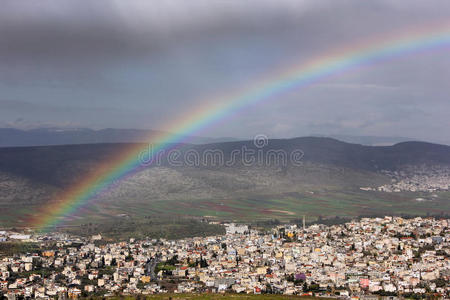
[0,0,449,143]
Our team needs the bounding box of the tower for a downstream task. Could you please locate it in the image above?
[303,215,306,231]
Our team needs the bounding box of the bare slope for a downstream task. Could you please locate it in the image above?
[0,137,449,227]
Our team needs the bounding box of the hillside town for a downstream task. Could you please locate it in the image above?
[0,217,449,299]
[375,166,450,193]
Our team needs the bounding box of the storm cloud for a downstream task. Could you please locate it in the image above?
[0,0,449,143]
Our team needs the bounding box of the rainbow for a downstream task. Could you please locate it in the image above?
[30,22,450,230]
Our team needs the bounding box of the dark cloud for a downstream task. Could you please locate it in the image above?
[0,0,449,143]
[2,0,448,64]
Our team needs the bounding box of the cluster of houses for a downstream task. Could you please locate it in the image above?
[0,216,448,299]
[375,166,450,193]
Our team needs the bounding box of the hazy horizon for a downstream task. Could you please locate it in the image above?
[2,125,450,147]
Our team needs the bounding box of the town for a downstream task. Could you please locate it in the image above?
[375,166,450,193]
[0,217,448,299]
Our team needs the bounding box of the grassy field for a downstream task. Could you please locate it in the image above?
[1,185,449,238]
[80,188,450,224]
[58,217,225,241]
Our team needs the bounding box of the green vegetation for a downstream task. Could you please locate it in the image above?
[59,217,225,241]
[10,186,446,242]
[155,262,176,275]
[0,242,41,257]
[114,188,450,223]
[11,267,63,281]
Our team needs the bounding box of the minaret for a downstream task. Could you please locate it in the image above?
[303,215,306,231]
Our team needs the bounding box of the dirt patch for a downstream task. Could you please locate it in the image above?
[265,209,296,215]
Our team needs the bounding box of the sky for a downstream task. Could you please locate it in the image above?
[0,0,449,143]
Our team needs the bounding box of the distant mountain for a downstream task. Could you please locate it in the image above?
[1,136,449,189]
[312,134,418,146]
[0,137,449,227]
[3,127,445,148]
[0,127,239,147]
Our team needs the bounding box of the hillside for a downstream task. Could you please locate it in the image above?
[0,137,449,228]
[1,137,449,185]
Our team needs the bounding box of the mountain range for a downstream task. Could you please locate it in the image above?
[1,127,446,148]
[0,128,239,147]
[0,137,449,228]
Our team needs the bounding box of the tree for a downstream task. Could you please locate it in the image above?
[167,255,179,265]
[125,254,133,262]
[265,283,273,294]
[111,258,117,266]
[303,282,308,292]
[200,256,208,268]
